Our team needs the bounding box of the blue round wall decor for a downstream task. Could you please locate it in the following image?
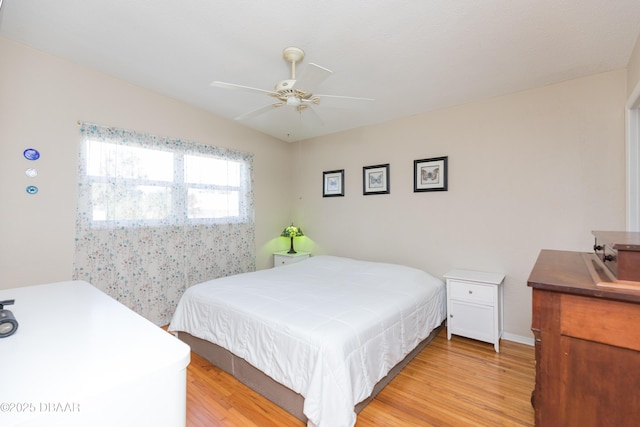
[26,185,39,195]
[23,148,40,161]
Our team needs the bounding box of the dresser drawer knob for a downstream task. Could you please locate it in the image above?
[468,290,473,294]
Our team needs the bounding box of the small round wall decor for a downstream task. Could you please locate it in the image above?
[25,168,38,178]
[23,148,40,160]
[26,185,39,195]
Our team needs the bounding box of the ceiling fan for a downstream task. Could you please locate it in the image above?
[211,47,374,123]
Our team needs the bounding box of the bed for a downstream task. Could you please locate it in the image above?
[169,255,446,427]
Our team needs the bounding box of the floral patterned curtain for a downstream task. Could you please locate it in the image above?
[73,123,255,325]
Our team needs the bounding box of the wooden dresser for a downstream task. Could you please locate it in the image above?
[528,245,640,427]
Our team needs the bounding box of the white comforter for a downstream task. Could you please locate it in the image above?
[169,255,446,427]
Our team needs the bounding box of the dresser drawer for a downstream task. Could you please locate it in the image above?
[560,293,640,352]
[594,241,619,278]
[449,280,494,305]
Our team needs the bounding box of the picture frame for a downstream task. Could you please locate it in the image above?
[323,169,344,197]
[414,156,448,192]
[363,164,390,195]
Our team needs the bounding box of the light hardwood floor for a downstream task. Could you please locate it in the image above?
[185,329,535,427]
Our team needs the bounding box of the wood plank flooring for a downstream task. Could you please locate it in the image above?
[184,329,535,427]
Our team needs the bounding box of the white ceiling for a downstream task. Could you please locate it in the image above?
[1,0,639,142]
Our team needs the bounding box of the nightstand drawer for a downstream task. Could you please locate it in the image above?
[273,252,310,267]
[449,280,494,305]
[274,254,299,266]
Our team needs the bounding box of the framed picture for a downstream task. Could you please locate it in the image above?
[363,164,390,195]
[323,169,344,197]
[414,156,448,192]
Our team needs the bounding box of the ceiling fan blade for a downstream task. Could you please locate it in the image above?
[294,63,332,93]
[315,94,375,102]
[234,104,276,121]
[211,81,276,96]
[302,105,324,128]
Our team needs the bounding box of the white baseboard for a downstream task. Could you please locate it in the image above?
[502,332,534,346]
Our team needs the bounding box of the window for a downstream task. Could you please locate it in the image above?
[79,130,252,227]
[184,154,242,219]
[74,123,256,325]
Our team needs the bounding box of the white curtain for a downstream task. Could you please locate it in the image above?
[72,123,255,325]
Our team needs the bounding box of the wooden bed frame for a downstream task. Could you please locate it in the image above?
[178,321,445,422]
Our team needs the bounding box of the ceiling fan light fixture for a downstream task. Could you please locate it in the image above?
[287,97,301,107]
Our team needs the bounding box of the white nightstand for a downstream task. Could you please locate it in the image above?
[444,269,504,352]
[273,251,310,267]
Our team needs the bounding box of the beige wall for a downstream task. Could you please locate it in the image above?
[0,37,292,288]
[291,70,627,340]
[627,31,640,96]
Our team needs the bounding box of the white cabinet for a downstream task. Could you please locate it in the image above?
[273,251,310,267]
[0,281,190,427]
[444,269,504,352]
